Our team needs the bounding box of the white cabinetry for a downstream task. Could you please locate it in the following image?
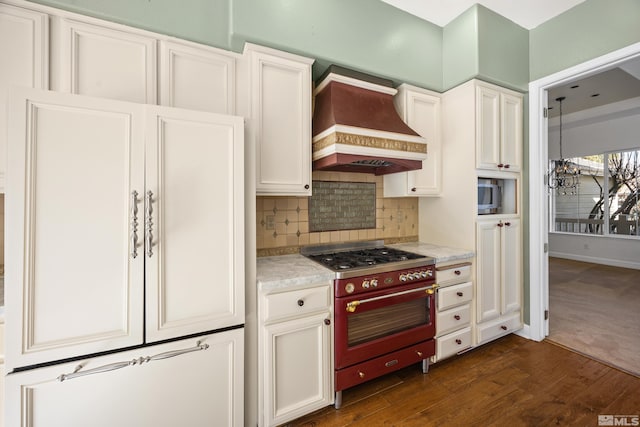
[385,84,442,197]
[420,78,523,350]
[5,329,244,427]
[0,3,48,193]
[6,88,244,370]
[432,261,473,362]
[159,39,238,115]
[53,17,157,103]
[259,283,333,426]
[245,43,314,196]
[475,82,523,172]
[475,216,522,344]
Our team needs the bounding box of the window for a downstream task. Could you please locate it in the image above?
[552,149,640,237]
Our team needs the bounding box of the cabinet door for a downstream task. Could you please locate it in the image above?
[0,4,48,192]
[475,85,501,171]
[385,86,441,197]
[501,217,522,314]
[475,219,501,323]
[6,88,145,371]
[159,40,237,115]
[56,18,156,103]
[500,93,523,172]
[263,312,332,427]
[145,106,245,342]
[5,329,244,427]
[247,45,313,196]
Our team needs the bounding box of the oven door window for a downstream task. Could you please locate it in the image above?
[348,297,430,347]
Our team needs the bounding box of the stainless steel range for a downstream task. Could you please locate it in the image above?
[301,240,437,409]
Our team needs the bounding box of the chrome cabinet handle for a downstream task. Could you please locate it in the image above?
[130,191,140,259]
[58,360,133,382]
[146,190,154,257]
[146,341,209,362]
[57,341,209,382]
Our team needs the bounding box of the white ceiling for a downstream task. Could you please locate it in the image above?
[381,0,587,29]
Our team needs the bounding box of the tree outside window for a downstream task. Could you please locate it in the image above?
[552,149,640,237]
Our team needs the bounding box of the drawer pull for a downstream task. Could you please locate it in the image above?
[457,291,464,297]
[324,318,331,326]
[297,299,304,307]
[385,359,399,368]
[358,371,365,378]
[501,325,508,331]
[454,315,461,320]
[456,339,462,345]
[416,351,423,357]
[454,270,461,275]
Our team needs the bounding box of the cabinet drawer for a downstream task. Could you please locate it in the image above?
[263,285,331,323]
[436,304,471,336]
[436,327,472,360]
[476,312,522,345]
[436,262,472,286]
[437,281,472,310]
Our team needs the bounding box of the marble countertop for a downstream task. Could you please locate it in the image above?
[256,242,474,292]
[257,254,335,292]
[388,242,474,264]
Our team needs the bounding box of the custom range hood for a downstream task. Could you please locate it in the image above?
[312,66,427,175]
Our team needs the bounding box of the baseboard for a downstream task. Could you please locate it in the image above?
[514,324,534,341]
[549,252,640,270]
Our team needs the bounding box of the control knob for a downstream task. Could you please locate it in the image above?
[400,274,408,282]
[362,280,370,289]
[371,279,378,287]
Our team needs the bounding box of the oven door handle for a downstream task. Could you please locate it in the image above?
[345,284,439,313]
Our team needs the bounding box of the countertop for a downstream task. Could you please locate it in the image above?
[256,242,474,292]
[257,254,335,292]
[388,242,474,264]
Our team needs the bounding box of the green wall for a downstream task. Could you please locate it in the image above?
[26,0,233,49]
[230,0,443,89]
[442,6,479,90]
[530,0,640,81]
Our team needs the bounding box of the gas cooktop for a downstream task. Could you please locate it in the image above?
[301,240,434,278]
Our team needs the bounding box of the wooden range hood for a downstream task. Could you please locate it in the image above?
[312,66,427,175]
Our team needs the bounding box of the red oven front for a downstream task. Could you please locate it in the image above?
[334,278,437,393]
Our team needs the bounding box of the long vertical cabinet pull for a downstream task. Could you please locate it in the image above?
[146,190,154,257]
[130,191,140,258]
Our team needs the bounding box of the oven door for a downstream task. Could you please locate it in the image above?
[335,282,436,370]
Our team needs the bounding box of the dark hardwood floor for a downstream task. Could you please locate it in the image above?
[285,335,640,426]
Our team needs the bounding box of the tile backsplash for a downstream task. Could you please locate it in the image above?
[257,171,419,256]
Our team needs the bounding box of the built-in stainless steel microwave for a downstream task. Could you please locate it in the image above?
[478,178,502,215]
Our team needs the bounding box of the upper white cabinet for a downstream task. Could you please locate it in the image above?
[53,17,157,103]
[6,88,244,370]
[159,39,238,115]
[475,82,523,173]
[0,3,48,193]
[385,84,442,197]
[245,43,314,196]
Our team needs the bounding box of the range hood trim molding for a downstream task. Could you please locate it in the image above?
[313,124,427,145]
[314,73,397,96]
[312,143,428,162]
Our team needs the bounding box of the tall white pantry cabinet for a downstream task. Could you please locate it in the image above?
[4,88,245,425]
[419,79,524,348]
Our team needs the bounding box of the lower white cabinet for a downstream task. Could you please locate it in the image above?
[5,328,244,427]
[475,216,523,344]
[259,282,333,427]
[432,261,473,362]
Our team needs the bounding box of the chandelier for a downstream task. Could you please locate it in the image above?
[548,96,580,195]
